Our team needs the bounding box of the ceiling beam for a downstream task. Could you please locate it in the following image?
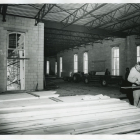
[61,3,107,29]
[85,4,140,29]
[43,20,127,38]
[35,4,55,26]
[44,32,101,42]
[44,27,106,39]
[55,4,77,15]
[103,13,140,32]
[85,4,128,28]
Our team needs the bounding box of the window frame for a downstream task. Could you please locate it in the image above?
[74,54,78,73]
[60,57,62,77]
[46,61,49,74]
[112,47,119,75]
[83,52,88,74]
[137,46,140,62]
[55,61,57,75]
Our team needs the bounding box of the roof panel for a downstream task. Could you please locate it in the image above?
[57,3,85,10]
[1,3,140,56]
[7,5,39,18]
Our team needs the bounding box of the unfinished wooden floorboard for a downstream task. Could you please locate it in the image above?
[0,99,128,114]
[1,95,140,135]
[58,94,109,102]
[0,93,34,102]
[73,114,140,134]
[125,131,140,134]
[0,101,130,119]
[0,98,59,110]
[3,108,140,135]
[87,122,140,134]
[0,102,130,125]
[0,106,139,134]
[11,112,140,135]
[29,91,58,97]
[0,104,133,127]
[11,121,97,135]
[43,114,140,135]
[0,98,124,111]
[0,91,58,103]
[0,99,125,115]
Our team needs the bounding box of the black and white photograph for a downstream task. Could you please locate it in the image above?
[1,1,140,138]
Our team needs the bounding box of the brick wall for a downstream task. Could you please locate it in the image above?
[55,38,126,78]
[46,36,140,79]
[0,15,44,92]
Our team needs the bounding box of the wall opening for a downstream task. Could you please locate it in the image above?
[83,52,88,74]
[46,61,49,75]
[112,47,119,75]
[74,54,78,73]
[137,46,140,62]
[7,32,25,90]
[55,61,57,75]
[60,57,62,77]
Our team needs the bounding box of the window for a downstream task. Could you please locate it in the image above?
[74,54,78,73]
[60,57,62,77]
[46,61,49,74]
[83,52,88,74]
[137,46,140,62]
[112,47,119,75]
[55,61,57,75]
[7,32,25,90]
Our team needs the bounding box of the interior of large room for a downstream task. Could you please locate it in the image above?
[1,3,140,135]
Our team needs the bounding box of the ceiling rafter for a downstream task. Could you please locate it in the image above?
[2,3,140,57]
[44,31,106,48]
[45,31,102,41]
[46,41,78,47]
[45,37,82,44]
[44,27,108,40]
[120,26,140,36]
[45,37,89,48]
[28,4,41,10]
[54,4,78,15]
[84,3,132,28]
[45,35,91,46]
[94,3,140,29]
[61,3,107,28]
[35,4,55,25]
[45,42,77,54]
[103,13,140,32]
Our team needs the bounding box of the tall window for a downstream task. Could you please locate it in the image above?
[7,32,25,90]
[112,47,119,75]
[46,61,49,74]
[60,57,62,77]
[74,54,78,73]
[55,61,57,75]
[83,52,88,74]
[137,46,140,62]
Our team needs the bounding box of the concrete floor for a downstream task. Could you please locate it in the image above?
[48,79,129,102]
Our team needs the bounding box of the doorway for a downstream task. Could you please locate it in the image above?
[7,32,25,90]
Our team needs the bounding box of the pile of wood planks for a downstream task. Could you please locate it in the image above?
[0,91,59,102]
[0,94,140,134]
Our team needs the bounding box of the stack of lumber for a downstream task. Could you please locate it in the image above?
[0,91,59,102]
[0,94,140,134]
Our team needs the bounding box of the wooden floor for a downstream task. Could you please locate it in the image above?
[0,91,139,135]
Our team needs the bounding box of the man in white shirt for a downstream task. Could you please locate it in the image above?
[128,62,140,107]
